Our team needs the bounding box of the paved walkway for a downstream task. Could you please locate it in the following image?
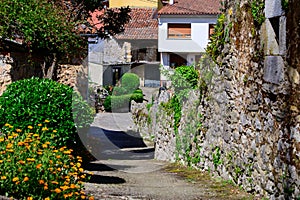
[83,113,255,200]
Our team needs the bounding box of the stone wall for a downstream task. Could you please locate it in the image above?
[132,0,299,199]
[0,53,88,98]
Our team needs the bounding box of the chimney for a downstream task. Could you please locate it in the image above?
[169,0,174,5]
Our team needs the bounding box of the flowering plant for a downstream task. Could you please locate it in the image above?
[0,124,92,200]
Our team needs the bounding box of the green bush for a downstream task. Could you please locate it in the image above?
[120,73,140,92]
[0,124,91,199]
[103,92,144,112]
[0,77,94,147]
[112,86,128,96]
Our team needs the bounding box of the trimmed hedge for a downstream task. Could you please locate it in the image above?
[120,73,140,92]
[103,92,143,112]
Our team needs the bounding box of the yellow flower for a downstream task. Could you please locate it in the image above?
[42,144,48,148]
[81,195,86,199]
[56,155,61,159]
[16,129,22,133]
[12,133,18,137]
[12,177,19,182]
[53,130,57,133]
[70,184,76,189]
[63,150,71,155]
[26,158,35,162]
[54,188,61,193]
[44,119,50,123]
[79,168,84,172]
[28,125,33,129]
[76,163,81,168]
[1,176,7,180]
[51,181,58,185]
[8,136,13,139]
[27,197,33,200]
[33,134,39,137]
[38,124,42,127]
[42,127,48,131]
[36,164,42,169]
[4,123,10,127]
[9,125,13,129]
[53,150,58,153]
[0,160,2,164]
[6,143,13,149]
[0,138,4,142]
[44,198,50,200]
[23,177,29,182]
[45,142,50,145]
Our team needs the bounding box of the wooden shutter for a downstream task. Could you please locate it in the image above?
[168,24,191,38]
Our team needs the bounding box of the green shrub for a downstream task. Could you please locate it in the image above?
[0,124,91,200]
[112,86,128,96]
[120,73,140,92]
[103,93,144,112]
[0,77,94,147]
[133,88,143,94]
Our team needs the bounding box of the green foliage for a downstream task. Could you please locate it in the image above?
[281,0,289,12]
[212,147,222,168]
[112,87,128,96]
[0,0,82,57]
[103,91,144,112]
[251,0,266,26]
[0,125,90,199]
[206,13,226,64]
[120,73,140,92]
[0,77,94,147]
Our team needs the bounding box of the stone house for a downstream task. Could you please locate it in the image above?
[157,0,220,85]
[88,7,160,87]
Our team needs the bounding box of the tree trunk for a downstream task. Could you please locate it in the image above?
[43,53,57,79]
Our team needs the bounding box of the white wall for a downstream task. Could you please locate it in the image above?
[158,15,217,53]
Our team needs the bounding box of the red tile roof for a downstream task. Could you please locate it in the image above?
[158,0,220,15]
[115,8,158,40]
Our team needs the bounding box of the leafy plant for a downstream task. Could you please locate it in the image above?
[103,92,144,112]
[206,13,226,64]
[0,125,91,199]
[120,73,140,92]
[251,0,266,26]
[0,77,94,147]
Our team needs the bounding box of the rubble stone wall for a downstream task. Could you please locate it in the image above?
[132,0,299,199]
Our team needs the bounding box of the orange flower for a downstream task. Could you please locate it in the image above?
[16,129,22,133]
[36,164,42,169]
[54,188,61,193]
[89,196,95,200]
[23,177,29,182]
[19,160,25,165]
[39,180,45,185]
[6,143,13,149]
[44,185,48,190]
[70,184,76,189]
[27,197,33,200]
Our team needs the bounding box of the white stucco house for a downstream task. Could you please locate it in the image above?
[158,0,220,86]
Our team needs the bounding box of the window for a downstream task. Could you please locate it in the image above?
[169,53,187,68]
[209,24,215,38]
[168,24,191,39]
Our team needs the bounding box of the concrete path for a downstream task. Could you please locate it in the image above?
[83,113,254,200]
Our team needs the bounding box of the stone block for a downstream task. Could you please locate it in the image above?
[265,0,282,18]
[263,19,279,55]
[263,56,284,84]
[279,16,286,55]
